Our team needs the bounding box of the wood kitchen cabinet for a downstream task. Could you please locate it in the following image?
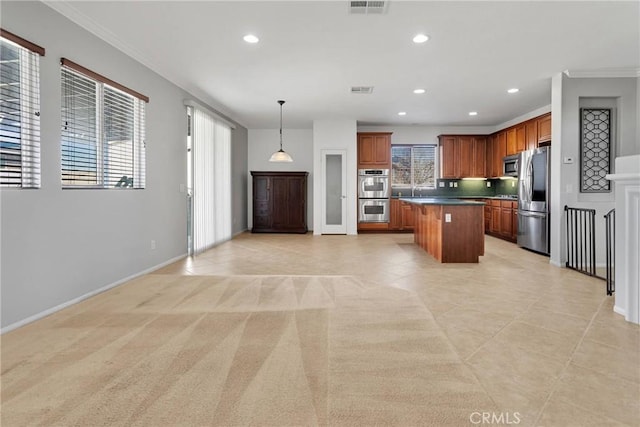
[485,199,517,242]
[358,132,391,168]
[486,113,551,177]
[515,124,526,153]
[537,113,551,144]
[439,135,486,178]
[472,137,487,177]
[251,171,308,233]
[506,128,517,156]
[440,136,457,178]
[490,200,501,234]
[525,120,538,151]
[389,199,415,232]
[500,200,513,240]
[493,132,507,177]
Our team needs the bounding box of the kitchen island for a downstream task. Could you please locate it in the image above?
[400,198,485,263]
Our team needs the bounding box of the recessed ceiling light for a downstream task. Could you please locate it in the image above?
[468,111,478,116]
[398,112,407,116]
[507,88,519,94]
[413,89,426,94]
[412,34,429,44]
[243,34,259,43]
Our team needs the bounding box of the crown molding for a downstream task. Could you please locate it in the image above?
[42,1,246,129]
[564,68,640,78]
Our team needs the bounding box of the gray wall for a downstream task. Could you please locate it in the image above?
[0,1,247,329]
[550,74,638,267]
[232,126,249,234]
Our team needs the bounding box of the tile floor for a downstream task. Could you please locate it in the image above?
[155,232,639,426]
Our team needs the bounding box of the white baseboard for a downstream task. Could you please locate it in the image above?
[549,259,563,268]
[1,253,187,335]
[613,305,627,317]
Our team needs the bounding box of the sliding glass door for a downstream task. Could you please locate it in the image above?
[186,106,231,255]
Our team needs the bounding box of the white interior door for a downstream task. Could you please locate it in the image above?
[322,149,347,234]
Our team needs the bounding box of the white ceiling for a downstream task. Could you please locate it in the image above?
[45,1,639,129]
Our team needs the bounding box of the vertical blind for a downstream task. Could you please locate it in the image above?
[61,62,146,188]
[391,145,436,189]
[0,33,43,188]
[190,106,231,254]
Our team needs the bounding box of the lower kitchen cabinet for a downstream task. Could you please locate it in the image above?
[251,171,308,233]
[486,199,517,242]
[389,199,414,232]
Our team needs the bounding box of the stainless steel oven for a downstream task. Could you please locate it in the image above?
[358,198,390,222]
[358,169,390,198]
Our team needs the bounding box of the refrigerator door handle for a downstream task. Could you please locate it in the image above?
[518,210,546,218]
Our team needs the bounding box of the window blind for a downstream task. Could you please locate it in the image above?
[0,32,43,188]
[61,62,146,188]
[189,106,231,254]
[391,145,436,190]
[413,146,436,188]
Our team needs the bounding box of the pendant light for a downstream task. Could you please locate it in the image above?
[269,100,293,162]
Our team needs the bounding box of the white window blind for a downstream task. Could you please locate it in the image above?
[189,106,231,254]
[61,60,147,188]
[0,32,43,188]
[391,145,436,190]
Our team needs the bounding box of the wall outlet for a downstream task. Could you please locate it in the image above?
[487,181,491,187]
[150,240,156,250]
[439,181,445,188]
[445,213,452,223]
[453,182,458,188]
[511,181,516,187]
[449,182,454,187]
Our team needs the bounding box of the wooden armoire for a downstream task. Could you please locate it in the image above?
[251,171,308,233]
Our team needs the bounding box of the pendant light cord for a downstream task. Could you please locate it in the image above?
[278,100,285,151]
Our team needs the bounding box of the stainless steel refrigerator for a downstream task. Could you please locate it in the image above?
[517,146,550,255]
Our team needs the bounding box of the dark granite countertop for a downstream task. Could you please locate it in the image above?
[393,195,517,201]
[399,197,486,206]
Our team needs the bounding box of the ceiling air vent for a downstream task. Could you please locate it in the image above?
[349,1,388,14]
[351,86,374,94]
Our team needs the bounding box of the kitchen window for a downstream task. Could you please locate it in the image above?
[0,30,44,188]
[391,145,437,191]
[61,59,148,188]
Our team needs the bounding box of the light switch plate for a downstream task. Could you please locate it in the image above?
[445,213,452,223]
[439,182,445,188]
[487,181,491,187]
[563,156,574,164]
[453,182,458,187]
[449,182,454,187]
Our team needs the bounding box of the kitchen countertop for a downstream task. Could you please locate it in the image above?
[399,197,486,206]
[394,195,517,201]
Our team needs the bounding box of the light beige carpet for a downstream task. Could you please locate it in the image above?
[1,275,497,426]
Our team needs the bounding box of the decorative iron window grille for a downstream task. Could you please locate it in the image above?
[580,108,611,193]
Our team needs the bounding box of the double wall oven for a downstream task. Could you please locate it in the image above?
[358,169,390,222]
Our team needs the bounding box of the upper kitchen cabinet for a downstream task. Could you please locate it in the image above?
[537,113,551,144]
[525,120,538,151]
[515,124,526,153]
[472,137,487,177]
[358,132,391,168]
[492,131,507,177]
[439,136,457,178]
[439,135,486,178]
[506,128,517,156]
